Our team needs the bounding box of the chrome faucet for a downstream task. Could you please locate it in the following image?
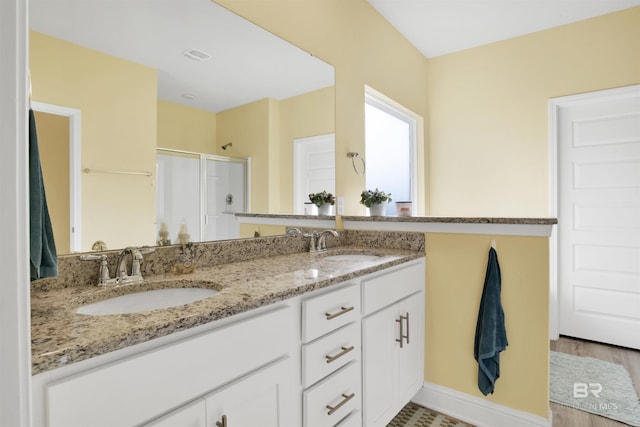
[316,229,339,251]
[81,246,154,286]
[116,246,155,283]
[306,229,339,252]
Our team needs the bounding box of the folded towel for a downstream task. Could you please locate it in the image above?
[29,108,58,281]
[474,247,507,395]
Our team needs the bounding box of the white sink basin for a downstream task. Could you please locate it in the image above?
[323,254,382,262]
[76,288,219,316]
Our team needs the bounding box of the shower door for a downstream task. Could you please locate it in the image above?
[204,157,247,241]
[157,150,247,243]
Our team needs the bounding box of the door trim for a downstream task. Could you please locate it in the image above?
[31,101,82,252]
[548,84,640,340]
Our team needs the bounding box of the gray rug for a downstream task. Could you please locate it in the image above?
[387,402,467,427]
[550,351,640,426]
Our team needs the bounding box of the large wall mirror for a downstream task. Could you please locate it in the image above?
[29,0,335,254]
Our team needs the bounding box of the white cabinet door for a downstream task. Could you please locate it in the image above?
[395,293,424,405]
[362,292,424,427]
[205,357,296,427]
[144,399,206,427]
[362,303,396,427]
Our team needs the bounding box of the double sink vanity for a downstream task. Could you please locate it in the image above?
[31,229,426,427]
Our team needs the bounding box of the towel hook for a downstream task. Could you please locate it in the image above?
[490,240,497,250]
[347,152,366,176]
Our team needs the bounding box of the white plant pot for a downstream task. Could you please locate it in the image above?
[318,203,333,215]
[369,202,387,216]
[304,203,318,215]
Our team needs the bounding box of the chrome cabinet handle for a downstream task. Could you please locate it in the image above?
[326,393,355,415]
[216,415,227,427]
[325,306,354,320]
[325,346,355,364]
[396,313,409,348]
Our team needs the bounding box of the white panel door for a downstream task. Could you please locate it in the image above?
[205,159,245,241]
[557,86,640,349]
[294,134,335,214]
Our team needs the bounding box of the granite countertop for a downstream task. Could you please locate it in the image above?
[31,245,423,375]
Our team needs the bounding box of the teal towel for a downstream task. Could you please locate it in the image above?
[29,108,58,280]
[474,247,507,395]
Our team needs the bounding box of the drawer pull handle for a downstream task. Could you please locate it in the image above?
[216,415,227,427]
[396,313,409,348]
[326,393,355,415]
[325,306,354,320]
[325,346,355,364]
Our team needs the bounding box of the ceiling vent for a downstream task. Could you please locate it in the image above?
[182,48,211,62]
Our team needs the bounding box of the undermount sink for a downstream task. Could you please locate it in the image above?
[76,288,219,316]
[323,254,382,262]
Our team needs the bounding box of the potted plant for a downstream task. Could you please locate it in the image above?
[309,191,336,215]
[360,188,392,216]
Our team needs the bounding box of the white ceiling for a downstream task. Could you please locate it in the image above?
[29,0,335,113]
[368,0,640,58]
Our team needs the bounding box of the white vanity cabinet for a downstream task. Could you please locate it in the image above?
[33,257,426,427]
[361,261,425,427]
[42,305,296,427]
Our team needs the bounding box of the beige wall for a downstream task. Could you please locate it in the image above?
[216,0,429,215]
[157,100,217,155]
[35,111,70,253]
[30,31,158,251]
[427,7,640,216]
[426,233,550,417]
[216,98,274,213]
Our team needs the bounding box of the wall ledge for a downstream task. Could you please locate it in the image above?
[412,382,552,427]
[413,382,552,427]
[343,216,556,237]
[235,213,335,228]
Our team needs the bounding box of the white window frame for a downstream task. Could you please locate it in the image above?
[364,85,420,212]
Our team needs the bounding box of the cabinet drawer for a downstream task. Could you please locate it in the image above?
[47,305,294,427]
[362,260,424,315]
[303,362,360,427]
[335,410,361,427]
[302,284,360,343]
[302,322,359,387]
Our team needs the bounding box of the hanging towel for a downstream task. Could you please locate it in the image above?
[474,246,507,395]
[29,108,58,281]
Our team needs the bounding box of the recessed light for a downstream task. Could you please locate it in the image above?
[182,48,211,62]
[181,93,196,100]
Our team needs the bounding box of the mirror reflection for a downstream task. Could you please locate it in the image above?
[29,0,335,254]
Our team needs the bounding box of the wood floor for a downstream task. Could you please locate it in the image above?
[550,336,640,427]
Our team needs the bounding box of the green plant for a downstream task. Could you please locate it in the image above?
[360,188,392,208]
[309,191,335,207]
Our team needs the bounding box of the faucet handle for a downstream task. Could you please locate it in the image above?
[80,254,110,285]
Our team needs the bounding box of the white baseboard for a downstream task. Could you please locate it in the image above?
[413,382,552,427]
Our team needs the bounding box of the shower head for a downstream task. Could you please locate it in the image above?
[221,143,233,150]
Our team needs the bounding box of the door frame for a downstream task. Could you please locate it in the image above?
[548,84,640,340]
[31,101,82,252]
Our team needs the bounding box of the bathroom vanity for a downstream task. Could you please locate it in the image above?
[30,232,425,427]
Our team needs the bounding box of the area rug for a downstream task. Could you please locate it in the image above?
[387,402,467,427]
[550,351,640,426]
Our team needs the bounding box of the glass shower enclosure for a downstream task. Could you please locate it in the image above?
[156,148,248,243]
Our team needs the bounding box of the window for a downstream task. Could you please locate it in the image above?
[365,87,418,216]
